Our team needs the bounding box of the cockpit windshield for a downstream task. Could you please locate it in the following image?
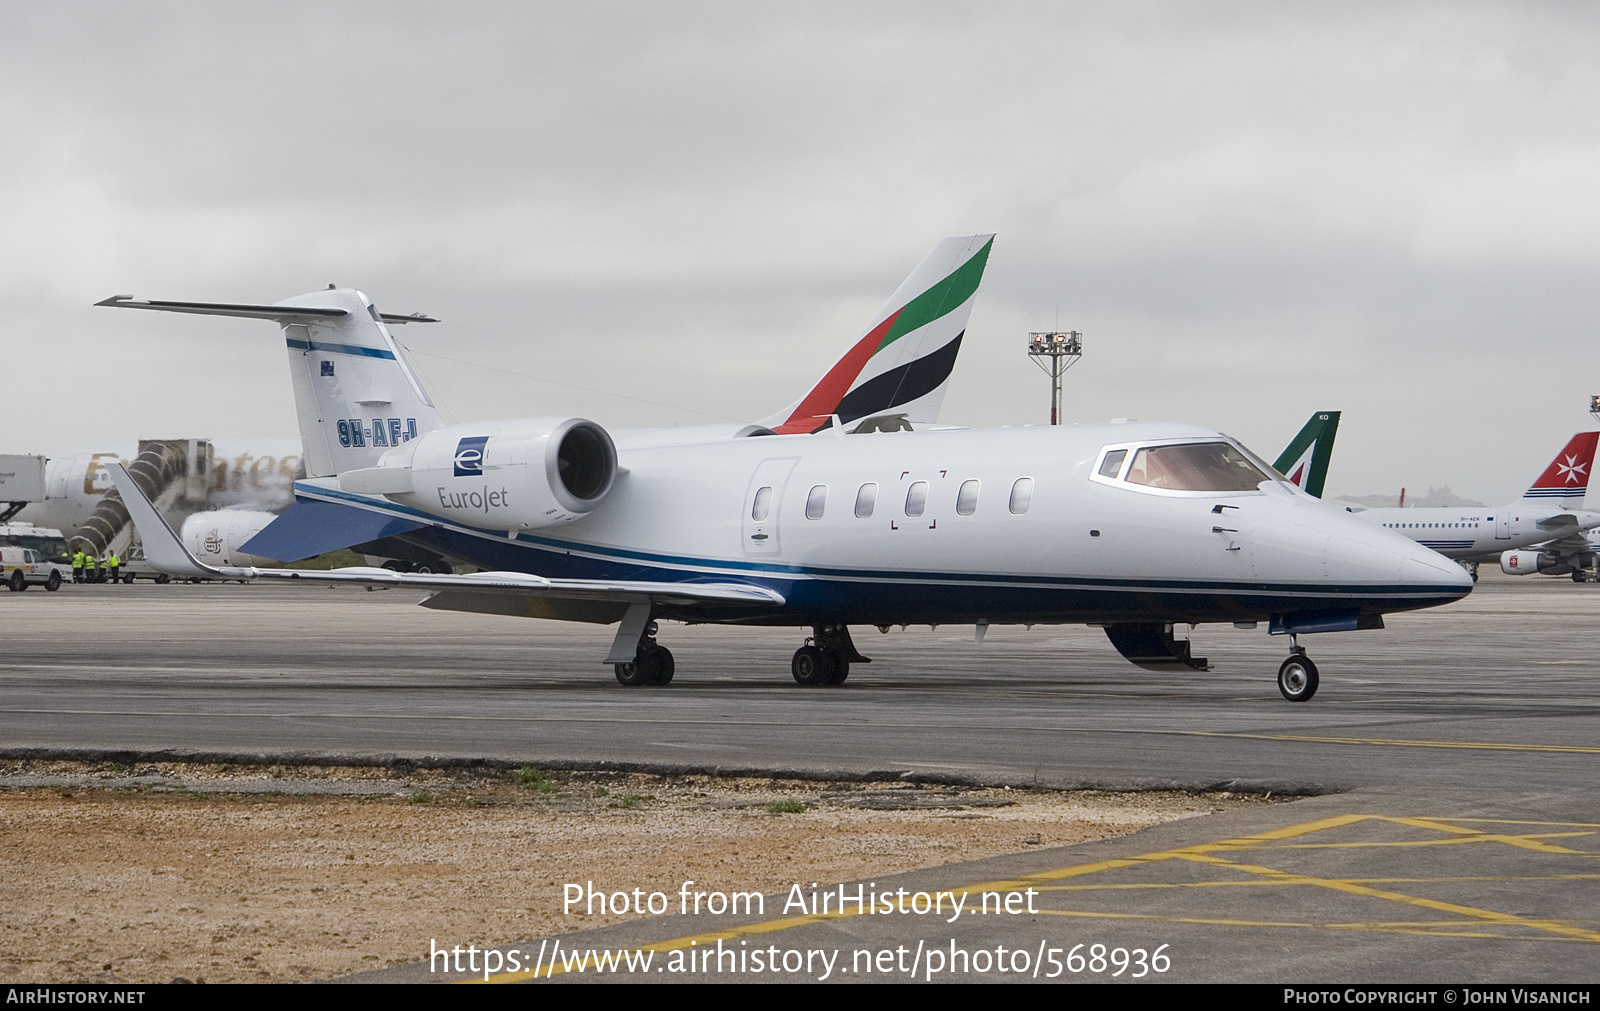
[1123,442,1271,492]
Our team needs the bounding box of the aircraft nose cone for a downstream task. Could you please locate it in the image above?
[1398,541,1475,591]
[1321,505,1473,598]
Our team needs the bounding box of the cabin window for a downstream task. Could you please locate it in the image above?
[805,485,828,520]
[956,480,980,516]
[751,486,772,521]
[1009,477,1034,515]
[1098,450,1127,478]
[855,483,877,518]
[905,481,929,517]
[1125,443,1269,492]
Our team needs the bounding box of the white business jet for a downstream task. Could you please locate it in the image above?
[99,235,1472,702]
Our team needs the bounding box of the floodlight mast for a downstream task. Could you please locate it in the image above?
[1027,331,1083,425]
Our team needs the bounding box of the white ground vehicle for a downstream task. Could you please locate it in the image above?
[1,545,66,591]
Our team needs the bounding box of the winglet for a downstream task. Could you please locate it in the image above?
[107,462,250,580]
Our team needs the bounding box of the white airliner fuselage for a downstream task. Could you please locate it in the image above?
[1354,504,1600,561]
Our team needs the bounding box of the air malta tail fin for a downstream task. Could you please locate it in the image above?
[761,234,995,435]
[1521,431,1598,510]
[1272,411,1341,498]
[97,289,445,478]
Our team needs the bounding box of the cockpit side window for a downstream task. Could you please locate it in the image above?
[1124,443,1269,492]
[1097,449,1127,478]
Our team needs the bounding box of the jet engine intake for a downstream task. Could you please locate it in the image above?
[378,417,617,529]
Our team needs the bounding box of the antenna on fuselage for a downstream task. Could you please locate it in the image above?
[1027,330,1083,426]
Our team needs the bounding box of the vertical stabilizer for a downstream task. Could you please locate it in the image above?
[277,288,444,476]
[1273,411,1341,498]
[97,289,447,478]
[762,234,995,434]
[1521,431,1598,510]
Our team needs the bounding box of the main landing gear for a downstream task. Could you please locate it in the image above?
[791,624,870,686]
[614,619,674,686]
[1277,635,1319,702]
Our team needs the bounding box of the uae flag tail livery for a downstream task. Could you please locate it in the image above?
[1272,411,1342,499]
[1521,431,1599,510]
[761,234,995,435]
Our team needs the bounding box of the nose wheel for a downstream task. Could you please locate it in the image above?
[1277,649,1319,702]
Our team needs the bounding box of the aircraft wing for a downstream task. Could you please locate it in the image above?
[1536,513,1586,533]
[106,462,784,610]
[1532,529,1594,561]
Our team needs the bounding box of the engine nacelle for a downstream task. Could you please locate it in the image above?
[1500,550,1569,576]
[356,417,617,530]
[181,509,282,567]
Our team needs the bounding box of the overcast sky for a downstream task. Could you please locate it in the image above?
[4,2,1598,503]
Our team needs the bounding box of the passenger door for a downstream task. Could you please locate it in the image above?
[742,457,799,557]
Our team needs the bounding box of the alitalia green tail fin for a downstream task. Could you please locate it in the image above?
[1273,411,1341,498]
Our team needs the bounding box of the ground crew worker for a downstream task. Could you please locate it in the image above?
[108,552,120,583]
[92,555,103,583]
[72,551,84,583]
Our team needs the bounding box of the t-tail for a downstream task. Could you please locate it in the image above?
[96,289,445,477]
[1520,431,1598,511]
[761,234,995,435]
[1272,411,1341,498]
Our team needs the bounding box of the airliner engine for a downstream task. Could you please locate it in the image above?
[338,417,618,530]
[181,509,282,567]
[1500,548,1595,576]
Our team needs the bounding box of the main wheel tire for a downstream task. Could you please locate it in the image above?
[647,646,675,686]
[825,657,850,685]
[614,661,648,687]
[616,646,674,686]
[1573,570,1586,583]
[791,645,832,686]
[1277,654,1320,702]
[8,570,25,592]
[46,571,61,592]
[155,573,170,584]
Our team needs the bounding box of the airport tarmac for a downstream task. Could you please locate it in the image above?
[3,571,1598,981]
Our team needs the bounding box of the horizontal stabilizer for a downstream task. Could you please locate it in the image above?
[95,295,438,325]
[239,499,426,562]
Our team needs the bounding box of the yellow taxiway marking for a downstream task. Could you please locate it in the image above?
[1035,909,1592,941]
[1267,831,1595,851]
[467,811,1600,983]
[1188,731,1600,755]
[1173,852,1600,944]
[1038,873,1600,891]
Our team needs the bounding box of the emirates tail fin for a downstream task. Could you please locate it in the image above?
[761,234,994,435]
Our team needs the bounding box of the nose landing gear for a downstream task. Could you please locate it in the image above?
[1277,636,1319,702]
